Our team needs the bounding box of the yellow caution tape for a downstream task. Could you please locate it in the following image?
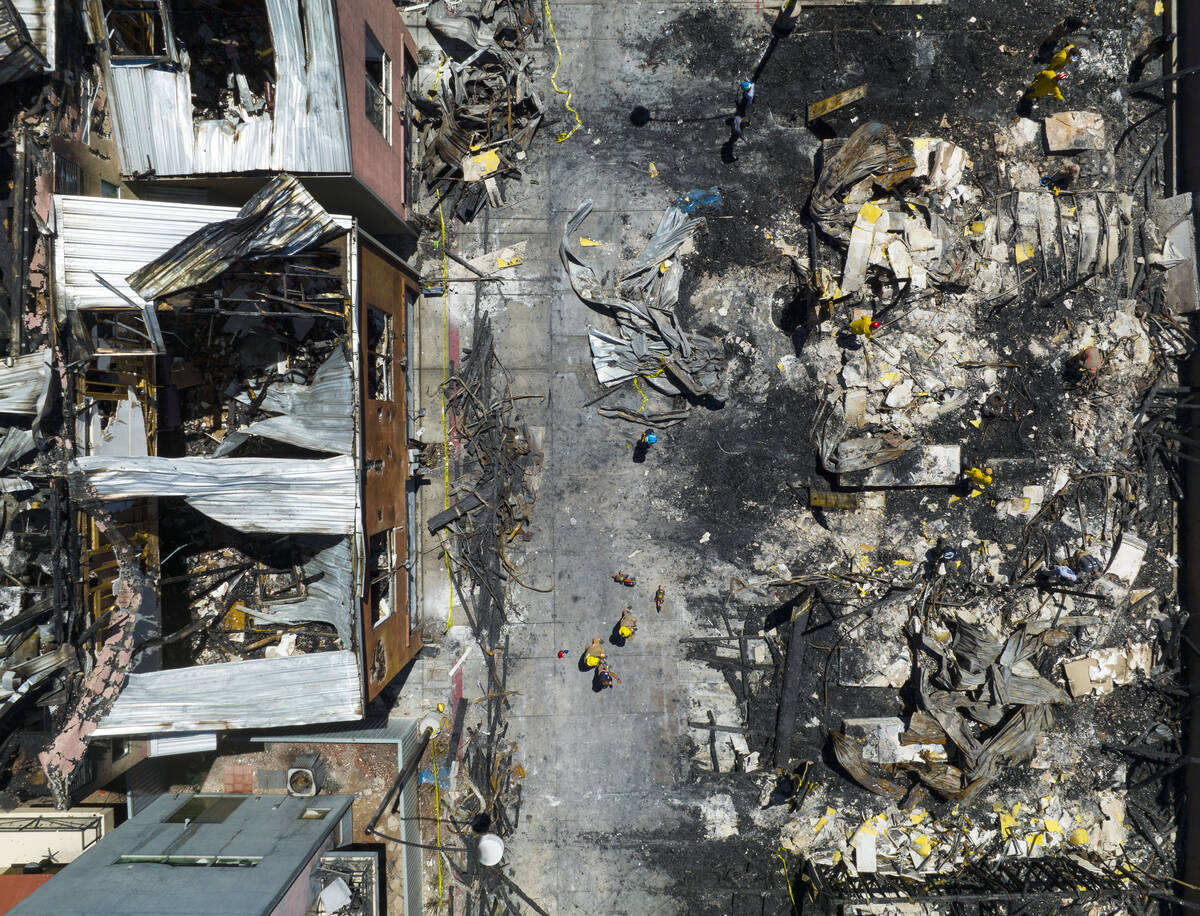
[437,194,455,634]
[544,0,582,142]
[579,237,602,247]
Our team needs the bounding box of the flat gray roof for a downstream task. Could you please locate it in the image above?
[11,793,354,916]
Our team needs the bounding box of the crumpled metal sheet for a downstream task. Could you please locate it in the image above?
[831,731,905,799]
[126,175,343,301]
[0,0,46,85]
[93,649,363,736]
[0,349,51,421]
[215,348,354,457]
[71,455,357,535]
[562,199,727,401]
[810,122,914,231]
[0,427,33,470]
[242,538,355,647]
[426,0,495,56]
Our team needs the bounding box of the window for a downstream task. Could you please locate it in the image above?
[102,0,172,60]
[165,796,244,825]
[111,738,129,760]
[367,529,396,627]
[54,155,81,195]
[100,179,121,199]
[365,26,391,142]
[366,306,393,401]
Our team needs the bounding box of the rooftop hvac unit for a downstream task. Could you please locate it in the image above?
[287,753,326,798]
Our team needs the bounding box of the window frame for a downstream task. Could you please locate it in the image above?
[364,26,392,143]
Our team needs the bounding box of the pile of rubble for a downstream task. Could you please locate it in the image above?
[562,196,730,428]
[413,0,545,223]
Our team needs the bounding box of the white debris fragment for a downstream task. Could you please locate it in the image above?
[701,793,739,840]
[1043,111,1106,152]
[1106,533,1147,583]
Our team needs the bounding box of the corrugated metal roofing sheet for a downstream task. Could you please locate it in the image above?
[104,0,351,178]
[127,174,344,300]
[93,650,363,736]
[72,455,358,536]
[13,0,52,70]
[0,0,46,84]
[52,194,352,312]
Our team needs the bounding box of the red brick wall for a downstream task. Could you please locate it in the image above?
[335,0,417,225]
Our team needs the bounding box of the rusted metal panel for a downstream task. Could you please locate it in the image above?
[807,82,868,122]
[359,241,420,701]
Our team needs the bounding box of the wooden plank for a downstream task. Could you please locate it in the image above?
[807,83,868,122]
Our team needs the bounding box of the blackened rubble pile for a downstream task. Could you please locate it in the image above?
[752,107,1187,898]
[426,310,540,913]
[655,61,1191,902]
[413,0,544,223]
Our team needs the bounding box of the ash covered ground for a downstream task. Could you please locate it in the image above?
[546,0,1188,909]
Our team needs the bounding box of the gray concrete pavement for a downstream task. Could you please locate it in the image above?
[407,2,793,911]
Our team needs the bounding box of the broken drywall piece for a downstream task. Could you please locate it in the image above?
[461,148,501,182]
[885,379,914,409]
[994,118,1041,157]
[927,140,971,191]
[886,239,913,280]
[842,203,889,294]
[1106,533,1147,583]
[844,388,868,427]
[1043,111,1106,152]
[839,445,961,488]
[1063,644,1151,697]
[843,717,945,765]
[853,830,877,873]
[465,239,528,275]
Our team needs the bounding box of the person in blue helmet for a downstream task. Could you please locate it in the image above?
[738,79,756,114]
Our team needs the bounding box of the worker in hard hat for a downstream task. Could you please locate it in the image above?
[617,607,637,641]
[584,638,606,668]
[848,316,880,338]
[1021,44,1078,111]
[963,466,993,487]
[595,659,621,690]
[738,79,756,114]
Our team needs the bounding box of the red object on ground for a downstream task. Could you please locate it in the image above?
[870,320,881,330]
[557,649,568,658]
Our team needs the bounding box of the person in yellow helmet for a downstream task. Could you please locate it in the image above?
[849,315,880,338]
[964,466,993,487]
[1021,44,1078,111]
[584,638,606,668]
[616,607,637,641]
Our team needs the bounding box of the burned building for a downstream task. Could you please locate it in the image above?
[85,0,419,239]
[33,174,420,796]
